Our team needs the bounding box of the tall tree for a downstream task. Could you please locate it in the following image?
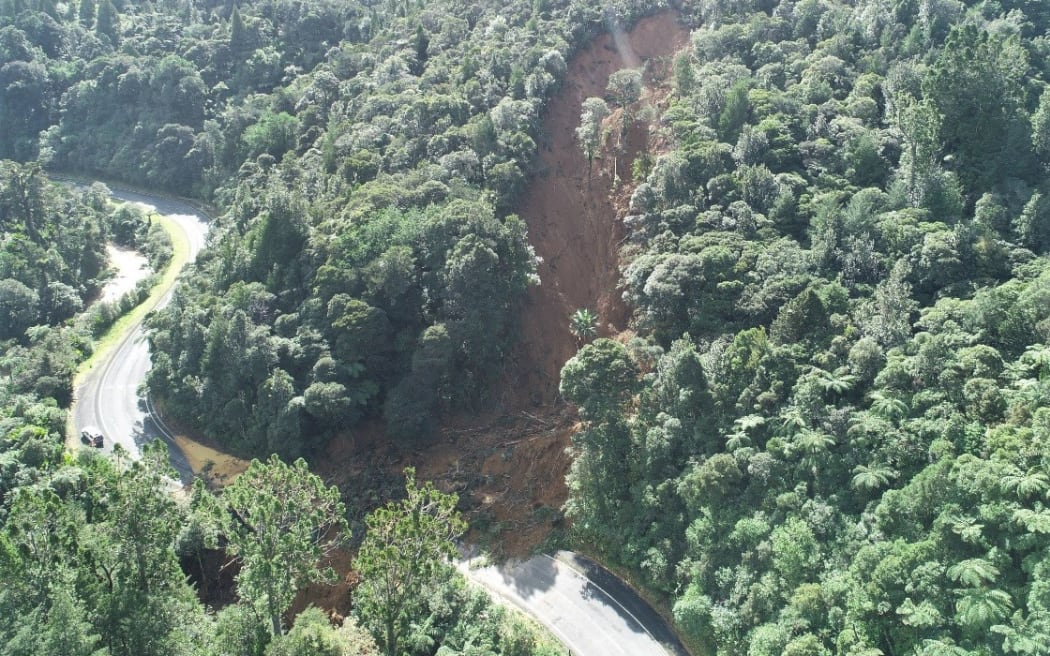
[223,455,349,637]
[230,6,248,53]
[0,445,207,656]
[606,68,643,174]
[559,338,639,422]
[1032,87,1050,167]
[77,0,95,26]
[923,23,1031,190]
[95,0,120,46]
[576,97,609,179]
[410,24,429,76]
[673,51,695,97]
[89,444,204,656]
[353,468,466,656]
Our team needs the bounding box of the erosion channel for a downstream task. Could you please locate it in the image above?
[70,11,692,656]
[366,10,693,557]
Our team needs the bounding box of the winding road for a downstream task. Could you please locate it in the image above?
[71,185,209,483]
[461,550,689,656]
[66,183,688,656]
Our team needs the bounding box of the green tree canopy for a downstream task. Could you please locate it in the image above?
[353,467,466,656]
[222,455,349,637]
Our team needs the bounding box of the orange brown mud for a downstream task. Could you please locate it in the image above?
[316,10,688,562]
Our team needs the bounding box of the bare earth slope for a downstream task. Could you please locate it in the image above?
[201,13,689,575]
[298,11,691,617]
[506,11,689,408]
[380,12,691,557]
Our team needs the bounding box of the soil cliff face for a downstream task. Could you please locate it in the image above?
[320,11,691,562]
[421,11,691,555]
[202,13,693,615]
[506,11,690,408]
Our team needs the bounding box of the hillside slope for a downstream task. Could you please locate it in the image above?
[508,11,689,406]
[319,11,690,559]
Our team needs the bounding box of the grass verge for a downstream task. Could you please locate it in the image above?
[66,215,189,451]
[74,215,188,380]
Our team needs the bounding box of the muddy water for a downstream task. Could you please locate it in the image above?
[99,243,150,304]
[174,434,247,486]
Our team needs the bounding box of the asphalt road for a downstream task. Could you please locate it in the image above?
[71,186,209,483]
[460,550,690,656]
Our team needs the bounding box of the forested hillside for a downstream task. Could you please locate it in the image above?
[558,1,1050,655]
[54,0,665,457]
[0,168,562,654]
[1,0,651,456]
[0,0,645,654]
[0,160,177,413]
[7,0,1050,654]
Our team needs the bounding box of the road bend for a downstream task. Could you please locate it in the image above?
[460,550,690,656]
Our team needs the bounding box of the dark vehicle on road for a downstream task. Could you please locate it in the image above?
[80,427,104,448]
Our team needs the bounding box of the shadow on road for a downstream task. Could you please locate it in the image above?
[555,551,691,656]
[496,553,561,599]
[135,398,194,484]
[580,579,649,633]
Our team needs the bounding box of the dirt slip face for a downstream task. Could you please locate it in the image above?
[188,12,692,621]
[422,12,690,556]
[507,11,690,407]
[316,12,691,565]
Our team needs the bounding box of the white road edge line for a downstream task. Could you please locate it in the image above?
[145,394,178,444]
[543,553,670,655]
[458,561,584,656]
[92,312,142,448]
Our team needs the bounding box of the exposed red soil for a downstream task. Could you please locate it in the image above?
[321,11,690,560]
[401,11,689,558]
[505,11,690,408]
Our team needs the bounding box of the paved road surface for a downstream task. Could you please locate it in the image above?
[71,186,209,483]
[461,550,689,656]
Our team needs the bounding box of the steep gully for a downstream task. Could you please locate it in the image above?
[336,10,694,561]
[392,10,693,656]
[504,11,688,406]
[308,13,692,646]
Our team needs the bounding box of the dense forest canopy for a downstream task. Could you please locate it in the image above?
[5,0,1050,655]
